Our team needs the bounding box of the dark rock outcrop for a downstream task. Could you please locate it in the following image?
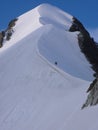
[6,29,13,41]
[0,31,5,48]
[82,78,98,109]
[0,18,18,47]
[8,18,18,29]
[69,17,98,108]
[69,17,98,77]
[5,18,18,41]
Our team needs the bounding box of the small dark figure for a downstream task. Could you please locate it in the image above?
[55,61,57,65]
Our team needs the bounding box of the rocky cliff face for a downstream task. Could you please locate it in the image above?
[82,78,98,108]
[0,18,18,47]
[69,17,98,77]
[69,17,98,108]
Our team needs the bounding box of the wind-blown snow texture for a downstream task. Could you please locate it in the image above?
[0,3,97,130]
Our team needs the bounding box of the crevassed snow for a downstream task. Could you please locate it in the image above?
[0,3,97,130]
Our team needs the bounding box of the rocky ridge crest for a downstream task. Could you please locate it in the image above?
[69,17,98,108]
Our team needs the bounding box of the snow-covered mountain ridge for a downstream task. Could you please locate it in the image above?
[0,3,94,80]
[0,3,98,130]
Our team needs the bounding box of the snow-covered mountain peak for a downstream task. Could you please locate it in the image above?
[14,3,73,41]
[0,4,98,130]
[38,3,73,30]
[0,3,94,80]
[1,4,73,50]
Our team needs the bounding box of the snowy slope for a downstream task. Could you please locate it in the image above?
[0,3,97,130]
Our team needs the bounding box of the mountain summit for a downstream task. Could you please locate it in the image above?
[0,3,98,130]
[0,3,94,80]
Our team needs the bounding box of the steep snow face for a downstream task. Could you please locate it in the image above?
[0,3,96,130]
[38,3,72,30]
[4,3,92,81]
[38,25,93,81]
[1,3,94,81]
[1,6,42,48]
[0,25,89,130]
[0,4,73,51]
[37,4,94,81]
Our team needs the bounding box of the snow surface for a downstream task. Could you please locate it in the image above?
[0,3,97,130]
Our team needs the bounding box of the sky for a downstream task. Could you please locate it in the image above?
[0,0,98,40]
